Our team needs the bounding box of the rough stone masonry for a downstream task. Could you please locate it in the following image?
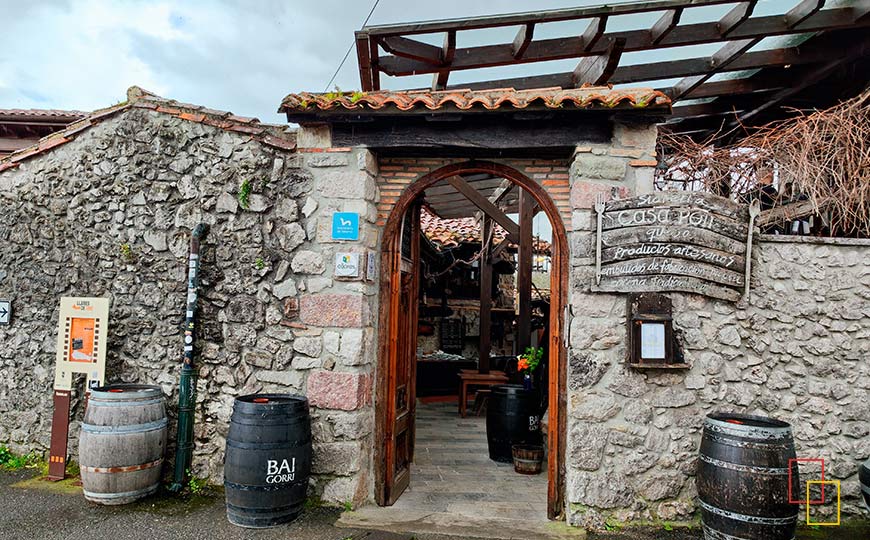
[0,92,380,506]
[566,121,870,527]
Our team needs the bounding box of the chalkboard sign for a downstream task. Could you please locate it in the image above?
[593,191,758,302]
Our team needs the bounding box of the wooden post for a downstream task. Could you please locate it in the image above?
[479,215,492,374]
[517,189,535,353]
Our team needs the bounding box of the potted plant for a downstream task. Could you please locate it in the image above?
[517,346,542,391]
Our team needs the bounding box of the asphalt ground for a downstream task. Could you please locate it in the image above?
[1,469,867,540]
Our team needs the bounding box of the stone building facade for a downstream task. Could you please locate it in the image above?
[0,86,867,524]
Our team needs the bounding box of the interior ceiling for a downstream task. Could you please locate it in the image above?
[354,0,870,143]
[423,174,519,219]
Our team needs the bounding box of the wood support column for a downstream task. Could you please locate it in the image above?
[517,189,535,353]
[479,215,492,374]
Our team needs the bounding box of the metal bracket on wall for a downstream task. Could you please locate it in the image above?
[563,305,572,348]
[743,199,761,298]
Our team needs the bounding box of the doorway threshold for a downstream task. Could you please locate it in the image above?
[337,506,585,540]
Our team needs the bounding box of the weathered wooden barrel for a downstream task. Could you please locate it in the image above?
[512,444,544,475]
[78,384,167,505]
[697,413,799,540]
[224,394,312,528]
[860,458,870,511]
[486,385,541,463]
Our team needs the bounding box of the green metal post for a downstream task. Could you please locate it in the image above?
[169,223,207,493]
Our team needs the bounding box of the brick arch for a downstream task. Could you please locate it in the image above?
[375,157,572,228]
[374,160,569,519]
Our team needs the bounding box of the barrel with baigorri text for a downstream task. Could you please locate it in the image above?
[224,394,312,528]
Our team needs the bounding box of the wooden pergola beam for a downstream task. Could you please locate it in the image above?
[512,23,535,59]
[381,36,444,65]
[580,16,608,51]
[651,8,683,44]
[432,31,457,90]
[785,0,826,28]
[572,37,625,87]
[446,175,520,241]
[370,6,866,78]
[718,1,758,37]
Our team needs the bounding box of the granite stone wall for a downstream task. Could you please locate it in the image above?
[566,125,870,526]
[0,107,380,506]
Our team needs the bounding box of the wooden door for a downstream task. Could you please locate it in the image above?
[382,204,420,505]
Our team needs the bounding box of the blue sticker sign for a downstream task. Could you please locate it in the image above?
[332,212,359,240]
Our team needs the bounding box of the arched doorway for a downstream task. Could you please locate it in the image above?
[374,160,569,519]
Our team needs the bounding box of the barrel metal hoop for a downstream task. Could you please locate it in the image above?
[81,458,163,474]
[703,433,794,451]
[226,439,310,450]
[86,398,164,407]
[704,420,792,440]
[703,526,794,540]
[224,480,304,491]
[699,499,797,525]
[83,483,159,501]
[513,458,541,464]
[699,454,790,475]
[82,418,168,434]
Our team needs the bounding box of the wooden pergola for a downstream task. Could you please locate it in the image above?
[354,0,870,141]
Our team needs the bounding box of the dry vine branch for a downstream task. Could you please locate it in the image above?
[658,90,870,237]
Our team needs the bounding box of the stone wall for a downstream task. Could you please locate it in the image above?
[0,105,380,506]
[566,123,870,526]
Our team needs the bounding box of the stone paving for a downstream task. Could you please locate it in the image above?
[339,400,561,539]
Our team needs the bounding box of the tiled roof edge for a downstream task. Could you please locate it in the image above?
[279,86,672,114]
[0,86,296,172]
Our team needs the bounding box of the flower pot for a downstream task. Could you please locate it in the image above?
[512,444,544,475]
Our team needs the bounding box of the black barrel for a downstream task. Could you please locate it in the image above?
[697,413,799,540]
[486,385,542,463]
[861,458,870,512]
[224,394,312,528]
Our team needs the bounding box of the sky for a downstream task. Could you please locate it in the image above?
[0,0,810,123]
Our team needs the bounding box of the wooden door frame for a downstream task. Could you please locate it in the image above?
[374,160,569,520]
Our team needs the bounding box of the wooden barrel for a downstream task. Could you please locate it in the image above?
[486,385,541,463]
[697,413,799,540]
[861,458,870,511]
[224,394,312,528]
[512,444,544,475]
[78,384,167,505]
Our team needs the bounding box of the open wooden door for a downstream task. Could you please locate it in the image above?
[380,204,420,505]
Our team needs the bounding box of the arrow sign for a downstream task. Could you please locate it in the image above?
[0,300,9,325]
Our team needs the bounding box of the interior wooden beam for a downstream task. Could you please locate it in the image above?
[717,1,758,37]
[491,237,512,259]
[432,31,457,90]
[650,8,683,45]
[381,36,444,65]
[758,197,832,227]
[516,189,535,353]
[580,17,608,51]
[446,175,520,240]
[376,6,867,77]
[479,215,493,374]
[572,37,625,87]
[512,23,535,59]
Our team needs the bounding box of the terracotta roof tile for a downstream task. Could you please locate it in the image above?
[0,109,87,120]
[0,86,296,169]
[280,86,671,114]
[420,207,550,254]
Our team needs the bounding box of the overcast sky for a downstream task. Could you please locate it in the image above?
[1,0,813,123]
